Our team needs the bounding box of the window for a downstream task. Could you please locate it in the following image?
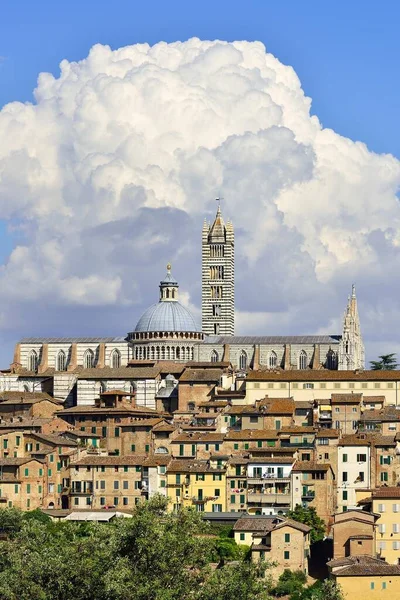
[114,481,119,490]
[240,494,245,504]
[352,407,357,413]
[250,416,258,424]
[231,494,236,504]
[358,472,365,482]
[131,444,136,452]
[378,503,386,513]
[145,444,150,453]
[213,474,222,481]
[299,351,307,370]
[239,351,247,371]
[56,350,67,371]
[234,443,239,450]
[342,491,348,500]
[123,497,128,506]
[83,349,94,369]
[48,483,54,493]
[268,352,277,369]
[26,484,31,494]
[303,383,314,389]
[370,583,375,590]
[111,349,121,369]
[393,504,400,513]
[284,551,290,560]
[211,350,219,363]
[342,454,348,462]
[214,489,220,497]
[123,481,128,490]
[240,533,245,541]
[357,454,367,462]
[382,582,387,590]
[24,468,29,476]
[284,533,290,543]
[28,350,38,372]
[342,472,348,482]
[326,351,337,370]
[176,474,181,484]
[335,407,340,413]
[179,445,184,457]
[393,524,400,533]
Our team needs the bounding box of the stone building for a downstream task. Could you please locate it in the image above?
[201,204,235,336]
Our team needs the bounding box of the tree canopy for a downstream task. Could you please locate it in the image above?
[370,353,398,370]
[286,505,326,544]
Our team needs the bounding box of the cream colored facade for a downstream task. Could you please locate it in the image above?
[372,490,400,565]
[337,442,371,511]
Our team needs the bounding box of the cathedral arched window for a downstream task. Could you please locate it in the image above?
[191,348,194,360]
[28,350,38,372]
[171,346,175,360]
[161,346,165,360]
[100,381,106,393]
[299,350,308,370]
[166,346,171,360]
[268,351,277,369]
[156,347,160,360]
[326,350,337,370]
[84,349,94,369]
[57,350,67,372]
[111,349,121,369]
[130,382,136,394]
[176,347,180,359]
[239,351,247,371]
[211,350,219,363]
[186,347,190,361]
[151,346,155,360]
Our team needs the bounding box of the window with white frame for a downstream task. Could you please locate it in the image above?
[211,350,219,363]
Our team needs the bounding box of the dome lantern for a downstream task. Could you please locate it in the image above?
[159,263,179,302]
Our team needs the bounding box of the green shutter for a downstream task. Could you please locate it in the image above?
[230,494,236,504]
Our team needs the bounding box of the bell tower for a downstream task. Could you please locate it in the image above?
[338,284,365,370]
[201,202,234,336]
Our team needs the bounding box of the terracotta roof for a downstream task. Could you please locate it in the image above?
[27,432,77,447]
[179,368,223,383]
[152,421,176,433]
[58,406,160,416]
[372,487,400,498]
[279,426,315,434]
[225,429,278,441]
[0,392,62,405]
[172,432,224,443]
[363,396,386,403]
[72,455,148,466]
[315,429,340,438]
[294,401,314,409]
[338,434,372,446]
[143,456,172,467]
[331,393,363,404]
[121,418,163,428]
[260,398,295,415]
[273,519,311,534]
[248,370,400,382]
[0,457,44,466]
[360,407,400,422]
[328,555,400,577]
[198,401,228,408]
[233,516,282,532]
[166,459,226,473]
[292,461,331,472]
[226,405,258,415]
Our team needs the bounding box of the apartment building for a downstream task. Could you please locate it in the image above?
[337,436,371,511]
[371,487,400,565]
[291,462,336,523]
[246,457,295,516]
[166,458,227,512]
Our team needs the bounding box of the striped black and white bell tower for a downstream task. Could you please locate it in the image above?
[201,201,234,336]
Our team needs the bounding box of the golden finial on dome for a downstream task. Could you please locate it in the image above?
[167,262,171,272]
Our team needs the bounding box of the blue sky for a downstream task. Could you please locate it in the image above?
[0,0,399,367]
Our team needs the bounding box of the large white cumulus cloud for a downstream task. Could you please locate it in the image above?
[0,38,399,361]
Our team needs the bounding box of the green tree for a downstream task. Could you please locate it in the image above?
[286,505,325,544]
[199,561,273,600]
[272,569,307,597]
[370,353,398,370]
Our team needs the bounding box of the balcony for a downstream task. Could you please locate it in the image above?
[248,476,291,484]
[247,492,290,505]
[301,490,315,499]
[318,412,332,421]
[71,482,94,494]
[280,441,314,448]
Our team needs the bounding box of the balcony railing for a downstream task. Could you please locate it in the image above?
[248,476,291,484]
[247,492,290,504]
[301,490,315,499]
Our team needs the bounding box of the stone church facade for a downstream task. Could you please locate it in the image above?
[7,206,365,404]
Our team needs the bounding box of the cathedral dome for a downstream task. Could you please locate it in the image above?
[135,301,200,333]
[134,264,201,334]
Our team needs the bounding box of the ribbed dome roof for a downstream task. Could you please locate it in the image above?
[135,301,200,333]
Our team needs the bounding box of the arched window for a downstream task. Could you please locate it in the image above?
[211,350,219,363]
[191,348,194,360]
[161,346,165,360]
[268,351,277,369]
[151,346,155,360]
[57,350,67,372]
[181,346,185,361]
[299,350,308,370]
[28,350,38,372]
[111,349,121,369]
[186,347,190,361]
[176,347,180,359]
[172,289,175,299]
[188,402,195,411]
[239,351,247,370]
[156,347,160,360]
[166,346,170,360]
[171,346,175,360]
[130,382,136,394]
[100,382,106,393]
[23,384,30,393]
[84,349,94,369]
[326,350,337,370]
